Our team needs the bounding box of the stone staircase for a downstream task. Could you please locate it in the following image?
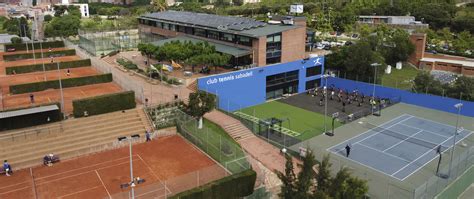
[0,108,151,170]
[187,79,198,92]
[204,110,255,142]
[222,123,255,141]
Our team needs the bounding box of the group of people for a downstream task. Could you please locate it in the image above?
[308,86,391,113]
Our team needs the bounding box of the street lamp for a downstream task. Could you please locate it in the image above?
[370,63,381,115]
[118,134,143,199]
[322,74,330,136]
[447,103,463,178]
[56,62,65,118]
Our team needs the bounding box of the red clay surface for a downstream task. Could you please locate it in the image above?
[0,135,227,199]
[2,82,122,114]
[0,67,98,93]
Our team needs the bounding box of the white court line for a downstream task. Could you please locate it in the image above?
[135,186,167,198]
[36,161,129,186]
[95,170,111,199]
[56,185,103,199]
[0,185,31,195]
[398,123,450,138]
[334,115,414,153]
[35,155,134,181]
[329,114,409,152]
[330,147,405,181]
[136,154,172,195]
[356,143,411,163]
[409,115,469,132]
[391,130,459,177]
[399,131,473,181]
[0,180,30,190]
[382,130,424,152]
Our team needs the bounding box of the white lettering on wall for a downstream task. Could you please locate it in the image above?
[206,71,254,85]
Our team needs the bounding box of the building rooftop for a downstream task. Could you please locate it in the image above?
[140,11,300,38]
[421,57,474,68]
[151,36,251,57]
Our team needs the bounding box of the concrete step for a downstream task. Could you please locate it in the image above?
[9,128,142,170]
[0,117,142,152]
[4,124,144,166]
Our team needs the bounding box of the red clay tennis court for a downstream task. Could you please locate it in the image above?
[0,47,71,57]
[0,55,82,68]
[0,135,228,199]
[2,82,123,114]
[0,67,99,93]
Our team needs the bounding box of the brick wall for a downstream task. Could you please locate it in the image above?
[408,33,426,67]
[281,27,306,63]
[252,36,267,66]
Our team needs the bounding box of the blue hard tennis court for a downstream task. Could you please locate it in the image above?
[328,114,472,181]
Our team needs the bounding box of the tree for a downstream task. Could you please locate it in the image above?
[44,15,53,22]
[383,29,415,65]
[151,0,168,12]
[10,37,22,44]
[186,91,216,129]
[329,167,368,199]
[314,155,332,196]
[295,150,317,199]
[449,76,474,101]
[45,14,81,38]
[276,154,297,199]
[412,72,444,95]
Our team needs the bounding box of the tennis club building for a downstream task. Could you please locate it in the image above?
[138,11,307,67]
[198,56,324,111]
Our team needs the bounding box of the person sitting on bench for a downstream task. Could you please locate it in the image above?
[43,154,59,166]
[3,160,12,176]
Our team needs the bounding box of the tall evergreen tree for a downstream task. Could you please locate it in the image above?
[295,150,317,199]
[276,154,297,199]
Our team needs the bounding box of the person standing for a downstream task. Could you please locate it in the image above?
[145,130,151,142]
[66,69,70,76]
[345,144,351,157]
[3,160,11,176]
[30,93,35,104]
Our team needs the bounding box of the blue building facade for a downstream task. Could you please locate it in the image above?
[197,57,324,112]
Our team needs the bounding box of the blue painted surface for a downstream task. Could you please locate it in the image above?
[327,77,474,117]
[197,57,324,111]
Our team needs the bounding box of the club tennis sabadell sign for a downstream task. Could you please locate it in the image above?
[206,71,253,85]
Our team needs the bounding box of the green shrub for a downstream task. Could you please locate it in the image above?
[170,169,256,199]
[6,59,91,74]
[10,37,22,44]
[4,40,64,51]
[116,58,138,70]
[3,49,76,61]
[10,73,112,94]
[73,91,136,118]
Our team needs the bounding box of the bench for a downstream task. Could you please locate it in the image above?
[43,155,60,166]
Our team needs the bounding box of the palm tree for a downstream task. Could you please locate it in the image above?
[151,0,168,12]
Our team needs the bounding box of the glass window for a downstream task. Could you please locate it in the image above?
[185,27,193,34]
[163,23,169,30]
[177,25,185,32]
[221,33,234,42]
[237,36,252,46]
[306,66,322,77]
[274,35,281,42]
[169,24,176,31]
[208,31,219,40]
[194,28,206,37]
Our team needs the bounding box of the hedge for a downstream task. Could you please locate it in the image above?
[3,49,76,61]
[0,102,63,131]
[4,40,65,52]
[10,73,113,94]
[72,91,136,118]
[170,169,257,199]
[6,59,91,74]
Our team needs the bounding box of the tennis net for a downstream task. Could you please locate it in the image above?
[363,122,451,152]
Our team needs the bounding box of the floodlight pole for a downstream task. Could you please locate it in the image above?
[40,40,46,81]
[128,138,135,199]
[323,74,330,136]
[370,63,381,115]
[448,102,463,178]
[56,62,65,117]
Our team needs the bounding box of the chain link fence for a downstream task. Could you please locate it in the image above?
[65,39,145,102]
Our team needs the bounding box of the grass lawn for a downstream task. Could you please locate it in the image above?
[239,101,342,141]
[381,64,420,90]
[182,118,247,173]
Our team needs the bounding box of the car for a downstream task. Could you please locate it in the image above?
[323,45,331,50]
[6,48,16,52]
[345,41,353,46]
